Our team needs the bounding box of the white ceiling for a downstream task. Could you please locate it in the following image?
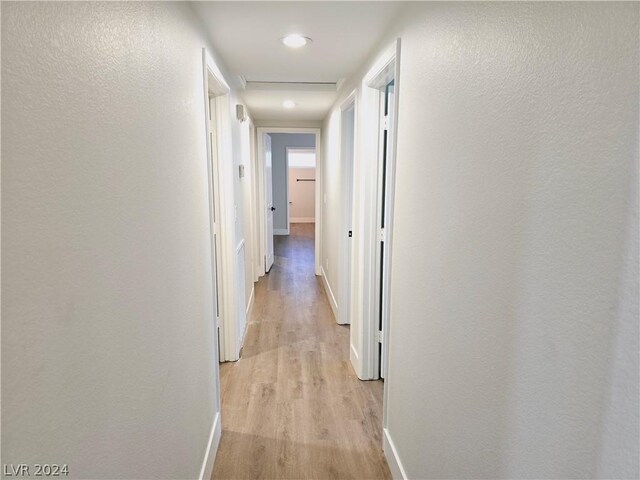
[191,1,404,120]
[241,82,338,121]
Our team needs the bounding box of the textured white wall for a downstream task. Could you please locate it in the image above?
[323,2,639,478]
[1,2,241,478]
[387,3,639,478]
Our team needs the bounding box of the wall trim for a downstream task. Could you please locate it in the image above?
[357,37,402,382]
[246,285,255,316]
[383,428,408,480]
[199,411,222,480]
[320,267,339,321]
[350,344,359,362]
[203,48,239,362]
[350,344,364,380]
[274,228,289,235]
[291,217,315,223]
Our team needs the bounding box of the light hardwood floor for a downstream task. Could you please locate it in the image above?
[212,223,391,480]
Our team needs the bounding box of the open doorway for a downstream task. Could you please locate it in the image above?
[256,128,322,276]
[286,147,316,226]
[268,133,315,237]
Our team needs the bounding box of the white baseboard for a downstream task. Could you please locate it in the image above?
[199,411,221,480]
[237,286,254,353]
[274,228,289,235]
[383,428,408,480]
[350,343,361,377]
[350,343,359,363]
[320,267,339,322]
[290,217,315,223]
[246,285,255,316]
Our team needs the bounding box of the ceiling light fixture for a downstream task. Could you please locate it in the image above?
[283,100,296,109]
[282,34,310,48]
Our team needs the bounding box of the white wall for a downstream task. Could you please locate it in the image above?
[1,2,248,477]
[268,133,316,232]
[322,2,639,478]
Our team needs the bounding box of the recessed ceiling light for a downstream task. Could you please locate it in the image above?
[283,100,296,109]
[282,34,310,48]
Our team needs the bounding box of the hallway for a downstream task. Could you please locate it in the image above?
[2,2,638,479]
[213,224,391,479]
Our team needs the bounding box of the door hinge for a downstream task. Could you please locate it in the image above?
[379,228,386,242]
[216,317,222,328]
[348,230,353,238]
[383,115,389,131]
[376,330,383,343]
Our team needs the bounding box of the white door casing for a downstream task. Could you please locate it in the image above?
[200,49,228,479]
[203,48,241,363]
[377,80,396,380]
[369,46,399,385]
[348,39,400,384]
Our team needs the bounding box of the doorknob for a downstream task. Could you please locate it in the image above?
[270,206,276,211]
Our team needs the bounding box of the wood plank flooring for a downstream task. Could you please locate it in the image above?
[212,223,391,480]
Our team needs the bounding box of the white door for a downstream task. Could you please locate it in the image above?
[208,96,223,358]
[264,134,275,272]
[341,105,356,325]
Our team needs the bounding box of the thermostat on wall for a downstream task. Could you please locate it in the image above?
[236,104,247,122]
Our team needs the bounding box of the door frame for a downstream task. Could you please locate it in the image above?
[256,127,322,276]
[286,146,317,226]
[373,80,397,381]
[202,48,241,363]
[357,39,401,384]
[198,47,231,480]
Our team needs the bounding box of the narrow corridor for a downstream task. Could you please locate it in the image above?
[213,224,391,479]
[3,3,637,478]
